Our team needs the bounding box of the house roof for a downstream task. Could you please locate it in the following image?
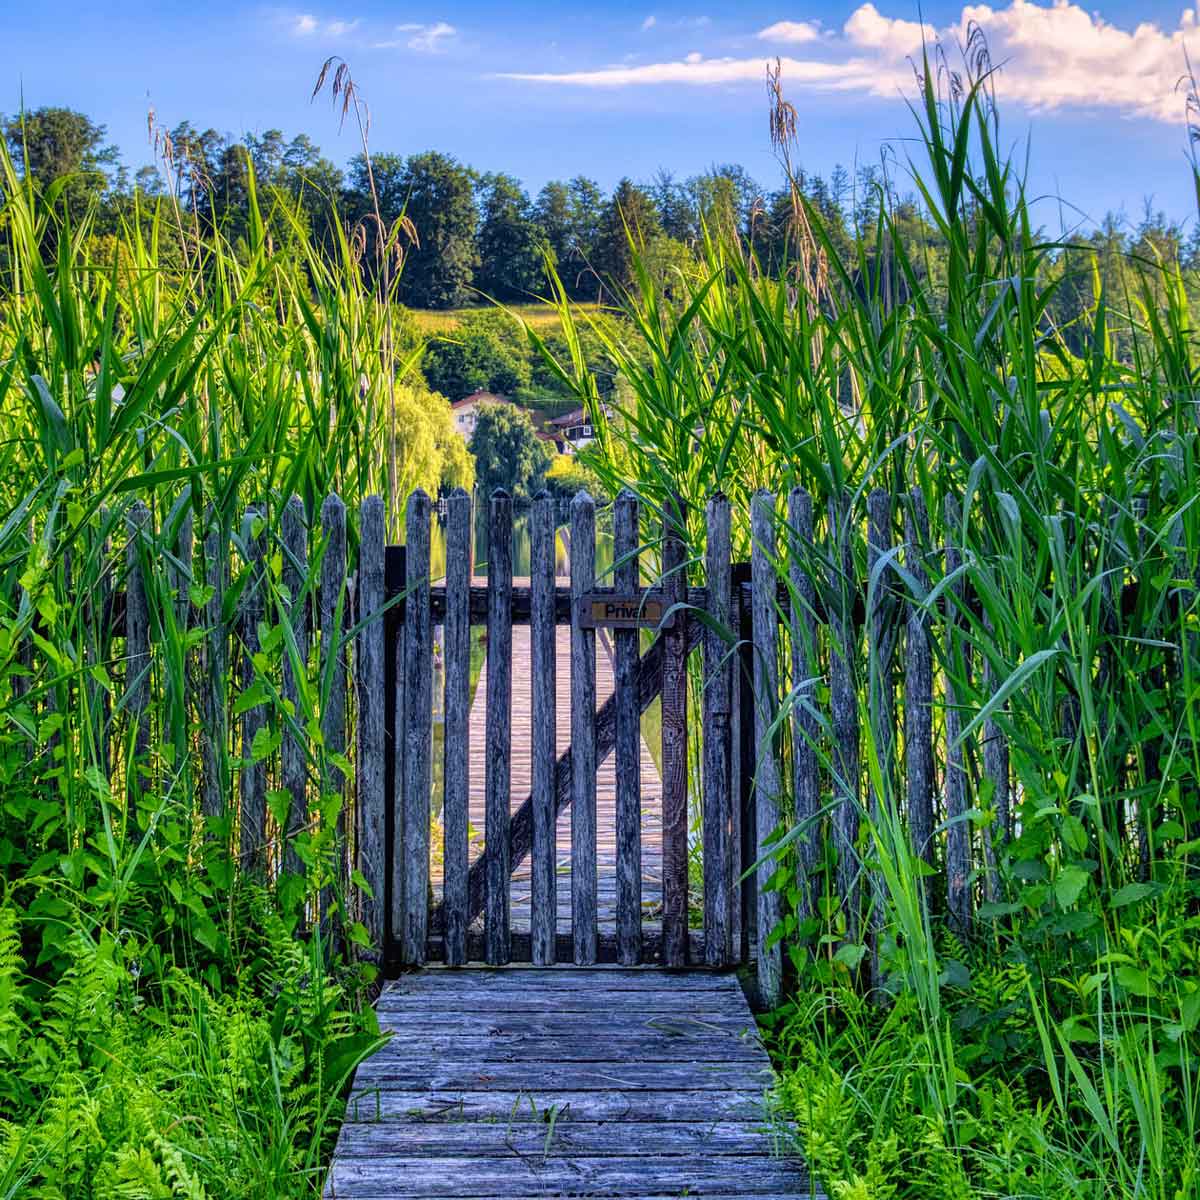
[548,406,588,427]
[452,390,503,409]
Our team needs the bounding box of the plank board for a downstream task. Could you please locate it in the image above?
[326,968,819,1199]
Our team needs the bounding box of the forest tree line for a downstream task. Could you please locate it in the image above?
[4,103,1199,356]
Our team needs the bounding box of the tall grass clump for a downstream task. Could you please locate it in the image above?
[532,47,1200,1199]
[0,127,467,1195]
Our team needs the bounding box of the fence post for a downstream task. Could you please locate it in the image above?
[702,492,733,967]
[570,491,598,966]
[281,496,309,883]
[613,490,642,965]
[485,490,513,966]
[661,493,689,967]
[357,496,386,962]
[402,490,432,965]
[751,490,782,1008]
[788,488,820,937]
[530,491,558,965]
[442,489,472,966]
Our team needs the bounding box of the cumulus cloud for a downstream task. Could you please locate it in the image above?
[293,13,319,35]
[501,1,1200,124]
[642,14,657,31]
[757,19,821,45]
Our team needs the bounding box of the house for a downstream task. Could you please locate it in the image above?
[546,405,608,454]
[451,391,503,440]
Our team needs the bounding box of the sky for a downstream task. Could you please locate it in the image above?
[4,1,1200,233]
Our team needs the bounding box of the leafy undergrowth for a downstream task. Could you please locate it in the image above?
[0,889,383,1200]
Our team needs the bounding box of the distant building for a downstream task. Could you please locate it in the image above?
[547,405,608,454]
[451,391,503,440]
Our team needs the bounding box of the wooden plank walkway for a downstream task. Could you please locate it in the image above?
[327,968,819,1198]
[435,620,665,937]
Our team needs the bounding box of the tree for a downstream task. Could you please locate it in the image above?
[422,312,532,400]
[567,176,605,297]
[476,173,545,300]
[2,107,121,220]
[394,151,479,309]
[468,401,552,501]
[534,182,573,268]
[592,178,662,297]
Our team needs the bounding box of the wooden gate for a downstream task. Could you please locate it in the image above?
[383,488,745,972]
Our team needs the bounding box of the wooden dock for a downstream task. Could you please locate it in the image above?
[327,968,819,1198]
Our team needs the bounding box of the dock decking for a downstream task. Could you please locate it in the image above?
[327,968,818,1198]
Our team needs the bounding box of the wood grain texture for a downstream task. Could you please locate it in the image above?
[702,493,733,967]
[904,488,935,870]
[570,493,598,965]
[326,968,817,1199]
[659,494,688,968]
[751,492,782,1009]
[357,496,387,960]
[485,491,514,965]
[530,492,557,965]
[788,488,820,932]
[403,490,433,965]
[613,491,643,965]
[239,506,268,874]
[281,496,309,882]
[442,490,472,967]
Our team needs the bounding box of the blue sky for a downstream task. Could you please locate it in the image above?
[3,2,1199,231]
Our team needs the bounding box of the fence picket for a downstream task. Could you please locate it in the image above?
[357,496,386,959]
[904,489,934,870]
[570,492,598,966]
[125,502,152,791]
[201,513,230,827]
[281,496,309,882]
[485,491,514,965]
[867,489,896,991]
[751,491,782,1008]
[320,493,348,934]
[787,488,820,934]
[402,490,432,965]
[240,507,267,875]
[442,489,472,967]
[660,494,689,968]
[944,494,972,931]
[828,491,861,945]
[530,491,558,965]
[702,492,733,967]
[613,490,642,966]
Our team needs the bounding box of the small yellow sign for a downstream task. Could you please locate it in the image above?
[581,593,672,630]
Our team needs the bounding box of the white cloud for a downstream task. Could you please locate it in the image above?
[395,20,457,53]
[757,19,821,45]
[642,14,657,31]
[501,1,1200,124]
[289,12,359,38]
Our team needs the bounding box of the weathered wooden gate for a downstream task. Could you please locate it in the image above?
[381,488,749,973]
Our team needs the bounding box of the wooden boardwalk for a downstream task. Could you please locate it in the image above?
[435,620,666,938]
[327,968,819,1198]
